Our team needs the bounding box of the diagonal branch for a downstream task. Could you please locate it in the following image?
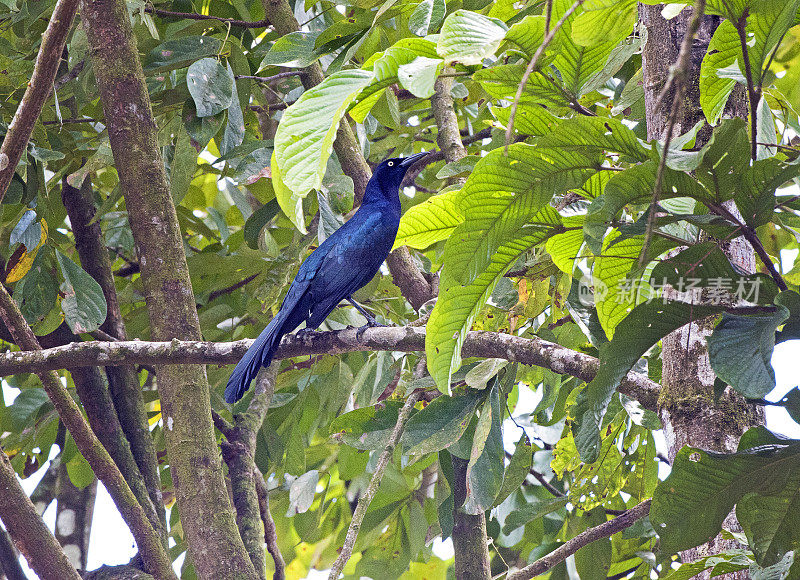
[0,287,175,580]
[505,0,585,151]
[0,0,79,203]
[506,500,651,580]
[0,328,661,411]
[328,391,422,579]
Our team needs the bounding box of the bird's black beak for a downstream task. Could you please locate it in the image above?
[400,151,429,167]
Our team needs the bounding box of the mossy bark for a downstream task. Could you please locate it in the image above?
[79,0,256,577]
[639,5,762,579]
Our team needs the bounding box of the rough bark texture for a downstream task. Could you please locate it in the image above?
[639,5,762,578]
[0,328,662,411]
[79,1,256,578]
[55,461,97,573]
[450,456,492,580]
[0,449,81,580]
[61,178,165,539]
[0,286,174,580]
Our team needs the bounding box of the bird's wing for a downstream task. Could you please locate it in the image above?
[304,210,395,328]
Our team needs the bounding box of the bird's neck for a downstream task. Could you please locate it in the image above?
[360,183,401,215]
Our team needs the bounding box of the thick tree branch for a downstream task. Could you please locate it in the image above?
[0,328,661,411]
[220,367,279,579]
[328,391,422,579]
[0,450,81,580]
[80,0,256,576]
[0,288,176,580]
[145,5,271,28]
[506,500,651,580]
[0,0,78,203]
[62,178,167,544]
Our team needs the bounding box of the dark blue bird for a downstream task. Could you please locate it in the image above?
[225,152,427,403]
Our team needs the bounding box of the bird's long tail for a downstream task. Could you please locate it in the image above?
[225,309,290,403]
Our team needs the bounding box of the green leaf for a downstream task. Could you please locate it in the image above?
[748,0,800,87]
[463,383,504,514]
[243,199,280,250]
[502,496,569,534]
[436,156,479,179]
[465,359,508,389]
[56,250,107,334]
[651,241,778,303]
[572,301,725,461]
[593,233,644,337]
[408,0,445,36]
[552,0,621,96]
[476,64,571,108]
[536,116,650,162]
[427,144,595,390]
[170,122,198,203]
[66,447,95,489]
[755,97,778,160]
[707,306,789,399]
[574,508,612,580]
[397,56,442,98]
[651,438,800,561]
[330,400,403,450]
[145,36,223,72]
[571,0,637,48]
[0,388,49,432]
[401,390,483,456]
[220,64,245,155]
[271,69,374,231]
[504,15,560,67]
[259,32,320,69]
[10,210,41,250]
[393,188,463,250]
[436,10,509,65]
[493,433,533,508]
[186,57,234,118]
[775,291,800,343]
[15,248,58,326]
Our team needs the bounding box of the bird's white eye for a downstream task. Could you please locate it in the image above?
[388,161,394,166]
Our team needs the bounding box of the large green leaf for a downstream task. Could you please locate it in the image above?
[651,433,800,562]
[537,116,650,162]
[186,57,234,118]
[56,250,107,334]
[492,433,533,509]
[427,145,597,390]
[748,0,800,86]
[707,305,789,398]
[258,32,320,69]
[551,0,620,96]
[571,0,637,48]
[700,21,740,125]
[463,383,505,514]
[408,0,445,36]
[393,188,463,250]
[592,233,644,337]
[475,64,570,108]
[145,36,223,72]
[329,400,404,450]
[401,390,483,456]
[436,10,508,65]
[572,301,725,461]
[397,56,443,98]
[271,69,374,231]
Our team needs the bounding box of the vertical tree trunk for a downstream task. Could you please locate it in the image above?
[79,1,256,577]
[55,462,97,573]
[638,5,763,578]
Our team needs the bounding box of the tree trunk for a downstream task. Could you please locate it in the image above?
[55,461,97,573]
[79,0,256,577]
[638,5,764,578]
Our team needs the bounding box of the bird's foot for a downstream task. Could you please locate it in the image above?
[356,324,370,340]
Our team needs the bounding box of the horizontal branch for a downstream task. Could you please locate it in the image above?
[144,6,271,28]
[1,327,660,410]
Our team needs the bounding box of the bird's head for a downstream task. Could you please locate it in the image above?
[367,152,429,199]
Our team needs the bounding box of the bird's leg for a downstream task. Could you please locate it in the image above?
[347,298,385,328]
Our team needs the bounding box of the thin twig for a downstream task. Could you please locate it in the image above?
[505,0,585,152]
[0,0,79,203]
[236,72,304,83]
[735,10,759,162]
[529,469,564,497]
[638,0,707,267]
[506,500,651,580]
[328,391,422,579]
[255,468,285,580]
[145,5,271,28]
